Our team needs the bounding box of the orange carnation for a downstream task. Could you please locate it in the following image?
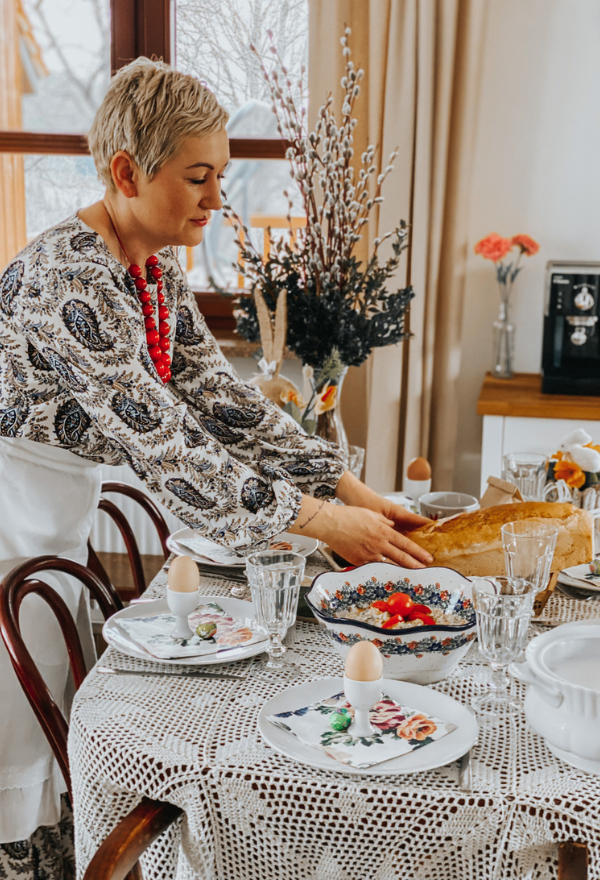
[474,233,513,262]
[511,234,540,256]
[554,459,586,489]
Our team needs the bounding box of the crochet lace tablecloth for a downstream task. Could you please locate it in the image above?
[69,560,600,880]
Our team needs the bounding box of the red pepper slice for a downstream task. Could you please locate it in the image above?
[371,600,391,613]
[381,613,404,629]
[409,604,432,616]
[407,612,436,626]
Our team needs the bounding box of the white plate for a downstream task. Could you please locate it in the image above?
[258,677,478,776]
[166,529,318,567]
[103,596,267,666]
[558,564,600,593]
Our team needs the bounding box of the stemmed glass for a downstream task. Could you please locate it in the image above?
[229,540,269,599]
[245,550,305,681]
[471,577,536,725]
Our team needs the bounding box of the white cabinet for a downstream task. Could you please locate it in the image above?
[480,414,600,496]
[477,373,600,496]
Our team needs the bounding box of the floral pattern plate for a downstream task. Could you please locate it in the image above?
[258,677,478,776]
[103,596,267,666]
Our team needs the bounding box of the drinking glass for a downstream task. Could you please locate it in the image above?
[501,521,558,592]
[502,452,548,501]
[471,577,536,724]
[246,550,306,680]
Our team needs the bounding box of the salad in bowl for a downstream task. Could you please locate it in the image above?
[306,563,477,684]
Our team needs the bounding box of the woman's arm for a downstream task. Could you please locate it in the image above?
[169,275,347,500]
[16,258,304,551]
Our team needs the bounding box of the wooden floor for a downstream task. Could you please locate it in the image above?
[96,551,165,594]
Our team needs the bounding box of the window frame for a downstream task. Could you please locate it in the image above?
[0,0,291,335]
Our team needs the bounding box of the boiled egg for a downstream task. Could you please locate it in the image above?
[406,457,432,481]
[344,641,383,682]
[167,555,200,592]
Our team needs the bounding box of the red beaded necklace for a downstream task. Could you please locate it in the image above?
[105,206,172,383]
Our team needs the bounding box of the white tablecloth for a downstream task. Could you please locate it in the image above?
[69,560,600,880]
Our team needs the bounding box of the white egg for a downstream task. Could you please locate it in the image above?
[344,641,383,682]
[167,555,200,593]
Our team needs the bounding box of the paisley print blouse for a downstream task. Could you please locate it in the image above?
[0,216,346,549]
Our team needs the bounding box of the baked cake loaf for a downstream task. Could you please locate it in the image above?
[408,502,593,576]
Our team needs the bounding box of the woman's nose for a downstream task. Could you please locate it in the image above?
[201,180,222,211]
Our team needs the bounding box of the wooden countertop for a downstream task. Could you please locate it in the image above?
[477,372,600,420]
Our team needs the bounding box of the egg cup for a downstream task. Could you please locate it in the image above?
[166,587,200,640]
[344,675,383,738]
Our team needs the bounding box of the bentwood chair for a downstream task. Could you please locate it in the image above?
[88,482,171,600]
[0,556,180,880]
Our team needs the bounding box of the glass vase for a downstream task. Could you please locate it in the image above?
[314,366,349,459]
[493,301,514,379]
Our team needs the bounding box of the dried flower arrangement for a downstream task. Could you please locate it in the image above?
[225,28,414,430]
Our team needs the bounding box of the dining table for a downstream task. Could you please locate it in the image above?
[68,552,600,880]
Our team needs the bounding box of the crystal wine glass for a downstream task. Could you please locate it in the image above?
[471,577,536,725]
[245,550,305,681]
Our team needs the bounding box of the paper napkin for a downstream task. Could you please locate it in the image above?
[115,602,266,660]
[176,536,244,565]
[267,692,456,770]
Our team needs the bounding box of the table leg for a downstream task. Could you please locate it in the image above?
[558,841,588,880]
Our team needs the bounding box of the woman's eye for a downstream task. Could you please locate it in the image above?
[189,178,207,185]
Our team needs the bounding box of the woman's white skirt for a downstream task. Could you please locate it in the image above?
[0,436,102,843]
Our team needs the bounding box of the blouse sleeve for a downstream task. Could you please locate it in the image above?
[169,270,348,499]
[15,256,307,551]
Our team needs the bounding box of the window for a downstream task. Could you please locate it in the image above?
[0,0,307,334]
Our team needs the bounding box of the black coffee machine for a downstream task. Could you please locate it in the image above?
[541,261,600,395]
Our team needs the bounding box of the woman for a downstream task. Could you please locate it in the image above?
[0,58,431,841]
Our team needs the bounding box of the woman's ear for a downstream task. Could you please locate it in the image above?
[110,151,139,199]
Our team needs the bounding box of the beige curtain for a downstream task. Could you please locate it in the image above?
[309,0,489,492]
[0,0,27,271]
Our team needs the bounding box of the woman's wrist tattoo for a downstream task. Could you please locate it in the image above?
[299,499,326,530]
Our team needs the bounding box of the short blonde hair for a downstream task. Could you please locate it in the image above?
[88,57,229,190]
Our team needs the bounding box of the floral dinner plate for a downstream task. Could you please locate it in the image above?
[258,676,478,776]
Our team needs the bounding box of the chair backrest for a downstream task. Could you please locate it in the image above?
[0,556,123,797]
[89,482,170,600]
[82,797,182,880]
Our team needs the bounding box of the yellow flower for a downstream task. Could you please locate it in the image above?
[280,387,306,408]
[314,383,338,415]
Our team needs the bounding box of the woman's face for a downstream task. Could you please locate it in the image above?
[133,128,230,248]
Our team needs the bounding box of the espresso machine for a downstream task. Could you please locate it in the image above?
[541,261,600,395]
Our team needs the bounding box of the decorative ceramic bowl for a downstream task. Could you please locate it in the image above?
[306,563,477,684]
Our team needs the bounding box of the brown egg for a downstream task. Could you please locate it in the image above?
[344,641,383,681]
[167,555,200,593]
[406,457,432,481]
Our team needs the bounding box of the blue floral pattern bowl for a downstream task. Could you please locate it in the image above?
[306,563,477,684]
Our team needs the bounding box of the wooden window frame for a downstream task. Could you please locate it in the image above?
[0,0,291,336]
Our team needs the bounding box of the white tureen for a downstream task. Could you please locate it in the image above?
[509,619,600,774]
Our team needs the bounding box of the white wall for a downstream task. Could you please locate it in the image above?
[454,0,600,497]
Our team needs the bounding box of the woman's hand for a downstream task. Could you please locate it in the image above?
[288,493,433,569]
[320,504,433,569]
